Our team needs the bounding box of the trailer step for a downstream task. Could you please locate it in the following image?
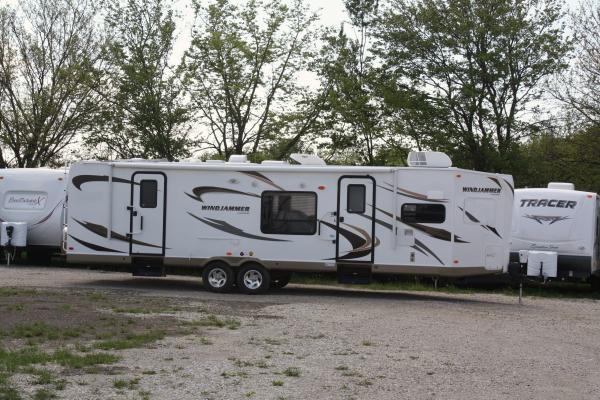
[337,264,372,284]
[132,258,165,277]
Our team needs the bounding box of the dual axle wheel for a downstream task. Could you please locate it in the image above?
[202,262,291,294]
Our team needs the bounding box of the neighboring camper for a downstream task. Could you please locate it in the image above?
[510,183,600,287]
[0,168,67,259]
[64,152,514,293]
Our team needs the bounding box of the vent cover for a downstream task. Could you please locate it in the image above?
[407,151,452,168]
[547,182,575,190]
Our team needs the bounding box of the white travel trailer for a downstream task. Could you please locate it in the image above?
[64,152,515,293]
[0,168,67,259]
[510,183,600,286]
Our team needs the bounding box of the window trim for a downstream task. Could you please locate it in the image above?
[400,203,446,224]
[346,184,366,214]
[260,190,318,235]
[139,179,158,209]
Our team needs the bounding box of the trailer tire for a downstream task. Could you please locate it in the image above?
[270,272,292,289]
[237,263,270,294]
[591,274,600,292]
[202,262,235,293]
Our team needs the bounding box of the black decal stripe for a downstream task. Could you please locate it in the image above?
[355,212,393,231]
[503,178,514,195]
[377,183,448,203]
[238,171,284,190]
[414,238,444,265]
[187,186,260,203]
[320,220,366,250]
[357,213,443,264]
[73,218,163,249]
[68,234,123,253]
[458,206,480,223]
[375,206,468,243]
[485,225,502,239]
[188,212,289,242]
[459,206,502,239]
[72,175,136,190]
[488,177,502,190]
[29,200,63,228]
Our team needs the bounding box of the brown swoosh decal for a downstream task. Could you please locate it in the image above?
[72,175,137,190]
[187,212,289,242]
[73,218,163,249]
[186,187,260,202]
[378,183,448,203]
[68,235,123,253]
[375,206,468,243]
[238,171,284,190]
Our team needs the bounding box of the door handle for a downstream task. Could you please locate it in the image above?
[339,216,345,223]
[140,216,144,230]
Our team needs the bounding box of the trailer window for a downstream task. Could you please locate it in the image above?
[401,203,445,224]
[261,191,317,235]
[347,184,366,213]
[140,180,157,208]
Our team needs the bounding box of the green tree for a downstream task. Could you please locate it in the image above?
[554,0,600,126]
[317,0,383,165]
[183,0,320,159]
[0,0,101,167]
[88,0,191,161]
[376,0,570,172]
[516,128,600,193]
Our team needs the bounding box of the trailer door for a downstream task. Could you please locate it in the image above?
[129,172,166,255]
[336,176,376,263]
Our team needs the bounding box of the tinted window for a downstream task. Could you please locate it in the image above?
[401,203,445,224]
[347,184,366,214]
[261,191,317,235]
[140,180,157,208]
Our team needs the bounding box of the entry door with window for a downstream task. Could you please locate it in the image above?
[129,172,166,255]
[336,176,376,263]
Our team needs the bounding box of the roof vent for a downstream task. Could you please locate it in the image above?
[407,151,452,168]
[261,160,288,165]
[547,182,575,190]
[289,153,326,166]
[205,159,225,164]
[228,154,249,163]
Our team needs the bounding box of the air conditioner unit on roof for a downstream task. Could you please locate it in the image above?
[407,151,452,168]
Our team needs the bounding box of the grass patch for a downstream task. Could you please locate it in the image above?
[94,331,165,350]
[272,380,284,386]
[291,273,600,300]
[4,304,24,312]
[5,322,80,341]
[113,378,139,390]
[33,388,55,400]
[361,340,374,347]
[0,288,38,297]
[0,372,20,400]
[184,315,240,330]
[335,365,349,371]
[112,307,152,314]
[282,367,301,377]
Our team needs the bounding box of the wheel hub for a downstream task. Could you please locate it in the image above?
[208,268,227,288]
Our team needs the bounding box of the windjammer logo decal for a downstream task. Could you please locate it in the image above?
[201,205,250,214]
[462,187,501,194]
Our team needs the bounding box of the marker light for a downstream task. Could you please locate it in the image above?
[455,174,461,178]
[453,260,459,264]
[318,185,326,190]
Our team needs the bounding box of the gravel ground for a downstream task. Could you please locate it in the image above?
[1,266,600,400]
